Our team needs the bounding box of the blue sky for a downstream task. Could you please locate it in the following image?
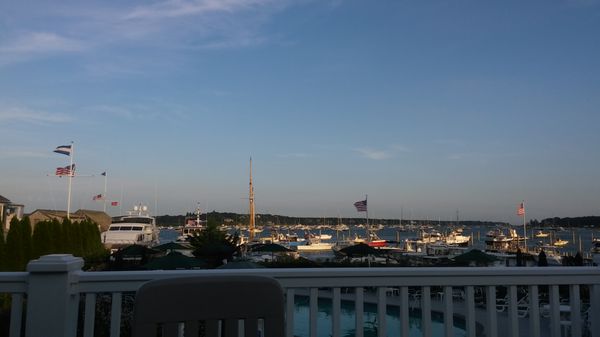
[1,0,599,223]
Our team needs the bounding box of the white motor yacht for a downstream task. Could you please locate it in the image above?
[100,204,159,251]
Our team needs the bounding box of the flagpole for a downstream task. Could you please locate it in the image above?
[103,172,108,213]
[523,200,527,252]
[66,141,74,219]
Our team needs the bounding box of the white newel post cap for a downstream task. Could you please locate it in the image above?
[27,254,84,272]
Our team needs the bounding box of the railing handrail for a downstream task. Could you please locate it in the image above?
[74,266,600,292]
[2,255,600,337]
[0,272,28,292]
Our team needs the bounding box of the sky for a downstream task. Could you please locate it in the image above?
[1,0,599,224]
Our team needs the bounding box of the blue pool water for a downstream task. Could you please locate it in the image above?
[292,297,467,337]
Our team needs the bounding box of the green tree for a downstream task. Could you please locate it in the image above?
[32,220,54,258]
[21,217,33,264]
[5,218,25,271]
[189,219,240,268]
[538,250,548,267]
[0,228,6,271]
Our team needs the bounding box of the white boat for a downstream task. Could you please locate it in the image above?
[101,204,159,251]
[295,239,333,252]
[591,238,600,265]
[444,230,471,246]
[176,204,204,242]
[552,239,569,247]
[534,230,550,238]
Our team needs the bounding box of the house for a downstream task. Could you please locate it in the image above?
[27,209,111,232]
[0,194,24,235]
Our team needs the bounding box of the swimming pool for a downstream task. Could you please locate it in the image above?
[293,296,467,337]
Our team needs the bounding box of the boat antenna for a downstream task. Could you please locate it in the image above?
[249,157,256,242]
[196,202,201,226]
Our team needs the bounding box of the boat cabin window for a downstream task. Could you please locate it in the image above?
[112,217,154,224]
[132,226,143,231]
[120,226,132,230]
[109,226,120,231]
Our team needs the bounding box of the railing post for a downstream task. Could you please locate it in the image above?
[25,254,84,337]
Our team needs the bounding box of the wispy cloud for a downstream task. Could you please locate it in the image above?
[277,153,311,159]
[354,147,393,160]
[354,144,410,160]
[0,149,52,159]
[0,32,85,65]
[124,0,276,20]
[0,107,72,124]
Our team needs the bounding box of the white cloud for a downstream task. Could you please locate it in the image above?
[123,0,276,20]
[0,32,84,55]
[0,107,72,124]
[0,150,51,159]
[354,144,410,160]
[0,32,85,66]
[277,153,311,158]
[354,148,392,160]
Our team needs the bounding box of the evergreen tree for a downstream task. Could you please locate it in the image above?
[32,220,53,258]
[189,219,240,268]
[5,218,24,271]
[574,252,584,266]
[538,250,548,267]
[21,217,33,264]
[0,228,6,271]
[49,219,62,253]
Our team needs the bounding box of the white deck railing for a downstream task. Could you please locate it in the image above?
[1,254,600,337]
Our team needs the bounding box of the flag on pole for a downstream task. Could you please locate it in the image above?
[54,145,72,156]
[101,172,106,176]
[111,201,119,206]
[93,194,104,201]
[55,164,75,176]
[517,202,525,216]
[354,199,367,212]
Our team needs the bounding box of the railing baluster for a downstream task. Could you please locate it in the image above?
[356,287,364,337]
[549,285,561,337]
[528,285,540,337]
[486,286,498,337]
[443,286,453,337]
[9,293,23,337]
[309,288,318,337]
[570,284,581,337]
[400,287,409,337]
[591,284,600,337]
[83,293,97,337]
[465,286,475,337]
[332,287,341,337]
[507,285,518,337]
[422,286,431,337]
[110,292,122,337]
[286,288,295,337]
[377,287,386,337]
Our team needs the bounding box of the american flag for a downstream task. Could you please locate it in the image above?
[517,202,525,216]
[53,145,72,156]
[55,164,75,176]
[354,199,367,212]
[93,194,103,201]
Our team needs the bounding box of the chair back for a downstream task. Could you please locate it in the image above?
[132,275,285,337]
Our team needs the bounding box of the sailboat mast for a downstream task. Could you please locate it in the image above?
[249,157,256,242]
[365,194,369,242]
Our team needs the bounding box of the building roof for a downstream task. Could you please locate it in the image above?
[27,209,87,221]
[0,195,11,204]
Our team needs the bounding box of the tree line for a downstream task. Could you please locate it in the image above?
[156,211,506,228]
[0,217,107,271]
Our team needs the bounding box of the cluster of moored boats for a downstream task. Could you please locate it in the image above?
[99,205,600,267]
